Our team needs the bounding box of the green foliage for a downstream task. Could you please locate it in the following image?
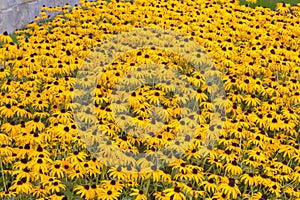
[239,0,300,9]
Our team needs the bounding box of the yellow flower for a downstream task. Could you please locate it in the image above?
[97,188,121,200]
[49,160,66,179]
[200,178,217,193]
[163,186,186,200]
[0,104,15,118]
[0,31,13,43]
[224,160,243,175]
[10,179,33,194]
[130,189,147,200]
[276,2,291,14]
[240,173,258,187]
[74,185,96,200]
[245,0,257,4]
[217,178,241,199]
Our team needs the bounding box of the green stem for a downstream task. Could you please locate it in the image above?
[0,157,7,192]
[243,184,248,194]
[101,166,107,180]
[145,178,151,198]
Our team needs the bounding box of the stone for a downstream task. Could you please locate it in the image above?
[14,3,29,30]
[22,0,35,3]
[7,0,17,7]
[0,8,14,33]
[28,1,40,23]
[38,0,48,7]
[0,0,80,33]
[0,0,8,10]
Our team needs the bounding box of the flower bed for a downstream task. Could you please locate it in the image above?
[0,0,300,199]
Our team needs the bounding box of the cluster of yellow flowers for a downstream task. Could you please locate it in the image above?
[0,0,300,199]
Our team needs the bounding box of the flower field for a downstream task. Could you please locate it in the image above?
[0,0,300,199]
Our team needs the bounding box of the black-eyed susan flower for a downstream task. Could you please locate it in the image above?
[200,178,217,194]
[163,186,186,200]
[130,188,147,200]
[217,178,241,199]
[0,32,13,43]
[97,188,121,200]
[74,185,96,200]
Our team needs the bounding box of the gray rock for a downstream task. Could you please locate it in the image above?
[0,0,80,34]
